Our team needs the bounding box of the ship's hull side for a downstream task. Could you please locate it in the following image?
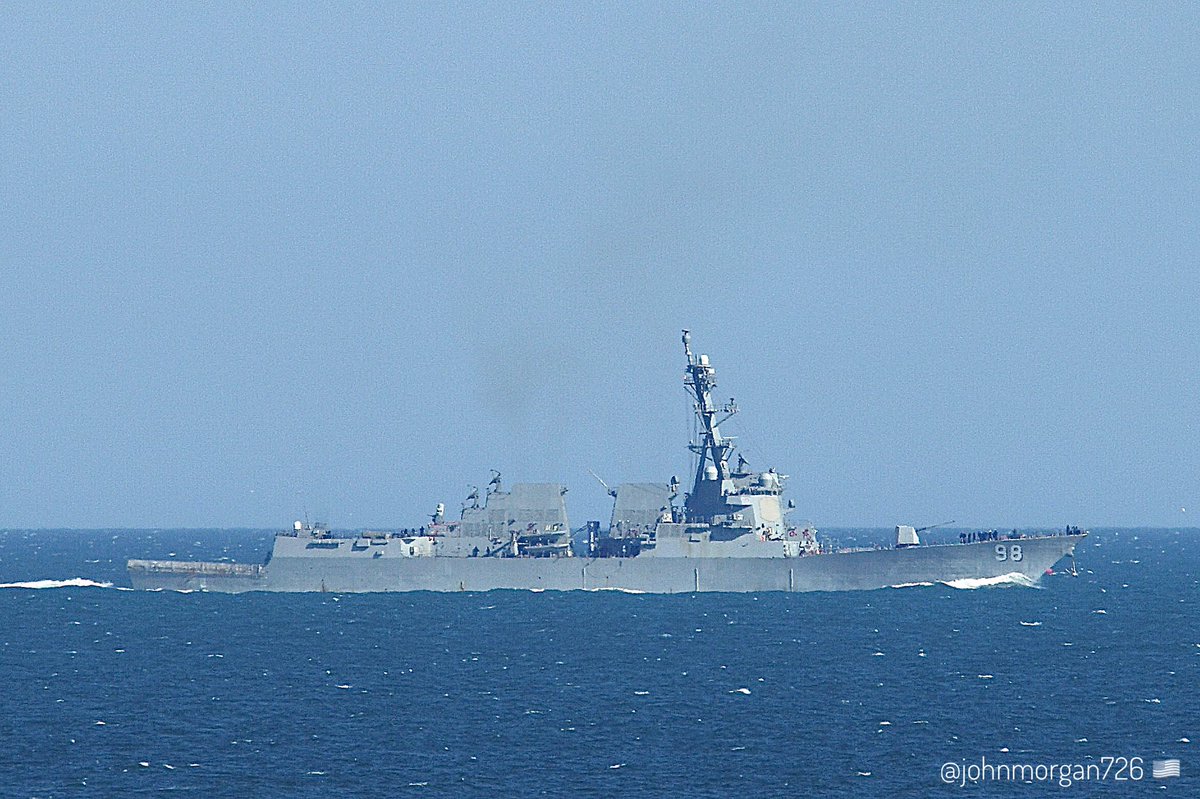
[128,535,1083,594]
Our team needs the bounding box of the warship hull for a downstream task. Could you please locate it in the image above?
[127,332,1089,596]
[128,534,1083,594]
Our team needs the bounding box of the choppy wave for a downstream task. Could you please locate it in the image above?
[942,573,1041,590]
[0,577,119,590]
[888,581,935,589]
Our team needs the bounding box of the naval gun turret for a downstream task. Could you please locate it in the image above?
[895,520,954,549]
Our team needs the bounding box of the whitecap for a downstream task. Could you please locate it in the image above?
[731,688,751,695]
[633,691,649,696]
[1092,609,1107,615]
[978,674,994,679]
[888,581,934,589]
[1145,698,1161,703]
[609,763,625,769]
[138,762,150,768]
[1019,621,1042,627]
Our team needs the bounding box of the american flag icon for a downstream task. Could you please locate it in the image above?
[1152,759,1181,779]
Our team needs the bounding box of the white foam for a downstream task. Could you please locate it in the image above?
[1019,621,1042,627]
[942,573,1040,590]
[589,587,647,594]
[0,578,115,590]
[731,687,751,695]
[888,581,934,589]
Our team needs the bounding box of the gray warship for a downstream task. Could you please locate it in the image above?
[128,331,1085,593]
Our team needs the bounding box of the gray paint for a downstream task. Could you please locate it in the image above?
[128,534,1083,593]
[127,332,1087,594]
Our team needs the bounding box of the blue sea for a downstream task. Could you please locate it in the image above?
[0,528,1195,797]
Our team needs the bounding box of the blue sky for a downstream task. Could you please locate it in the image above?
[1,3,1196,528]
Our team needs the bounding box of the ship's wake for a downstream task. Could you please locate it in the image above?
[0,578,129,590]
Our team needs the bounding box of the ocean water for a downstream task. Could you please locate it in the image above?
[0,529,1195,797]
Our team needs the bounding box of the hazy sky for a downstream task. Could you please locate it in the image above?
[2,3,1197,528]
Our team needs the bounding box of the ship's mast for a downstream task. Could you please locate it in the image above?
[681,330,738,520]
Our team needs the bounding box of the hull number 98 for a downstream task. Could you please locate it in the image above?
[995,544,1023,562]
